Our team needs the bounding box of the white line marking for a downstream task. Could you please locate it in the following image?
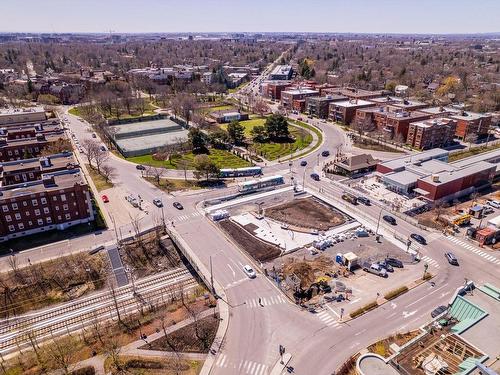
[327,304,340,318]
[407,283,448,308]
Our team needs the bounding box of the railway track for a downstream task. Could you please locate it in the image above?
[0,267,198,356]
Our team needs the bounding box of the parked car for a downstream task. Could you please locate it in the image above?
[173,202,184,210]
[362,262,388,278]
[431,305,448,318]
[357,196,371,206]
[92,133,97,138]
[310,173,320,181]
[153,198,163,207]
[243,265,256,279]
[385,257,404,268]
[410,233,427,245]
[300,160,307,167]
[383,215,397,225]
[445,252,459,266]
[100,145,107,151]
[101,195,109,203]
[321,150,330,157]
[377,260,394,272]
[487,200,500,208]
[136,164,146,171]
[483,206,494,215]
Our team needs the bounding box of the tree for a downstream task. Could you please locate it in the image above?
[253,100,269,117]
[265,114,290,140]
[40,138,72,156]
[188,127,207,153]
[209,129,229,149]
[226,120,245,145]
[193,155,219,181]
[37,94,60,105]
[101,164,116,182]
[147,166,165,185]
[250,125,267,143]
[94,148,109,174]
[81,139,99,166]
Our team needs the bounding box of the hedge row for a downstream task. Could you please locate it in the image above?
[384,286,409,300]
[349,300,378,318]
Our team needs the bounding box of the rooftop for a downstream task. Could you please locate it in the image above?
[378,149,449,172]
[270,65,292,76]
[282,88,319,96]
[0,152,76,175]
[410,118,455,129]
[0,107,45,116]
[330,99,374,108]
[451,111,491,121]
[419,161,495,186]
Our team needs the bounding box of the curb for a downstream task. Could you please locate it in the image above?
[270,353,292,375]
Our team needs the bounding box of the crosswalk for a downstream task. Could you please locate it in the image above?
[316,309,342,329]
[421,255,440,269]
[215,354,269,375]
[446,236,500,265]
[174,211,203,222]
[245,295,288,308]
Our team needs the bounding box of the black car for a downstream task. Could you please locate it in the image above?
[410,233,426,245]
[136,164,146,170]
[383,215,397,225]
[310,173,320,181]
[300,160,308,167]
[173,202,184,210]
[377,260,394,272]
[357,196,371,206]
[445,252,459,265]
[431,305,447,318]
[321,150,330,157]
[385,257,404,268]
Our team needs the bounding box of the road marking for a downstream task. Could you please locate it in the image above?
[386,312,397,319]
[354,329,367,336]
[390,302,397,309]
[402,310,417,319]
[349,298,361,304]
[326,304,340,318]
[227,263,235,278]
[406,283,448,308]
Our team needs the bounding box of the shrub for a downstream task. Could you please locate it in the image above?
[423,272,433,281]
[349,300,378,318]
[384,286,409,300]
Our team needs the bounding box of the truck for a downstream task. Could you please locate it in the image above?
[362,262,388,278]
[342,192,358,205]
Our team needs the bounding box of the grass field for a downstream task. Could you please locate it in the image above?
[220,117,266,136]
[207,104,235,112]
[255,125,313,160]
[127,148,251,170]
[68,107,82,116]
[449,143,500,162]
[86,164,113,191]
[69,102,158,120]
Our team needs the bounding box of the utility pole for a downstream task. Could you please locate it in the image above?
[209,256,215,295]
[375,208,383,240]
[160,203,166,232]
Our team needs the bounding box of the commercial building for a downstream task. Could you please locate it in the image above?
[305,95,346,119]
[0,107,47,126]
[210,110,249,124]
[406,118,457,150]
[280,89,319,111]
[328,99,375,125]
[269,65,293,80]
[332,153,379,176]
[0,168,93,242]
[261,80,292,100]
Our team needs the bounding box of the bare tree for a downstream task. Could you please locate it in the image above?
[81,139,99,166]
[253,99,270,117]
[147,166,165,185]
[101,164,116,182]
[94,148,109,174]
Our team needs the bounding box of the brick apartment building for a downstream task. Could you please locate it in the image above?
[305,95,346,119]
[322,87,389,100]
[0,168,93,242]
[281,89,319,111]
[261,80,292,100]
[0,107,47,126]
[406,118,457,150]
[0,132,67,162]
[0,121,62,140]
[368,96,428,111]
[329,99,375,125]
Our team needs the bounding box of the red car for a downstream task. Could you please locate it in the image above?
[101,195,109,203]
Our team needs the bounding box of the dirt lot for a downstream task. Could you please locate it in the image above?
[143,315,219,353]
[219,219,281,262]
[265,197,348,230]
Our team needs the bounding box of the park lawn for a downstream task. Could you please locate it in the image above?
[208,104,235,112]
[255,125,313,160]
[221,117,266,137]
[127,148,251,170]
[228,81,250,93]
[68,107,82,116]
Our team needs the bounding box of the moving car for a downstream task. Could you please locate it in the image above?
[321,150,330,157]
[173,202,184,210]
[377,260,394,272]
[92,133,97,138]
[357,196,371,206]
[101,195,109,203]
[385,257,404,268]
[136,164,146,171]
[410,233,427,245]
[300,160,307,167]
[383,215,397,225]
[310,173,320,181]
[153,198,163,207]
[431,305,448,318]
[243,265,256,279]
[445,252,459,265]
[362,262,388,278]
[100,145,107,151]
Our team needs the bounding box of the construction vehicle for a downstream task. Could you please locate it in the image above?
[341,192,358,205]
[451,214,471,226]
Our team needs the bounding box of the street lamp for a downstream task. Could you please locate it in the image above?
[375,208,384,240]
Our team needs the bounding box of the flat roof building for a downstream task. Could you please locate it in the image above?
[0,107,47,126]
[280,88,319,111]
[269,65,293,80]
[406,118,457,150]
[329,99,375,125]
[305,95,346,119]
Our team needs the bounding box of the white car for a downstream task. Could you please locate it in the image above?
[243,265,256,279]
[487,200,500,208]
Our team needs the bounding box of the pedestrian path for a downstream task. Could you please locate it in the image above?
[174,211,203,222]
[421,255,440,269]
[446,236,500,265]
[315,309,342,329]
[215,354,269,375]
[245,295,287,308]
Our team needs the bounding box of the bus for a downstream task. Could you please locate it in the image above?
[238,175,285,193]
[219,167,262,178]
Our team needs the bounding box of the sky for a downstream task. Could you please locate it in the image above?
[1,0,499,34]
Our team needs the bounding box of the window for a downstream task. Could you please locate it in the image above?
[65,214,71,220]
[37,219,44,226]
[18,223,24,230]
[2,205,8,212]
[14,149,19,155]
[61,194,67,202]
[22,201,27,206]
[32,199,38,206]
[53,196,57,201]
[63,204,69,211]
[41,197,47,204]
[25,211,30,216]
[46,217,52,224]
[28,220,32,226]
[8,225,15,232]
[14,175,20,181]
[57,215,61,220]
[5,215,11,222]
[7,150,12,156]
[34,209,40,216]
[11,203,18,210]
[42,207,49,214]
[55,206,59,211]
[29,172,34,179]
[14,213,21,220]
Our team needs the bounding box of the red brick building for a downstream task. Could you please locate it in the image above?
[261,81,292,100]
[329,99,376,125]
[0,132,66,162]
[406,118,457,150]
[280,89,319,110]
[450,111,491,140]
